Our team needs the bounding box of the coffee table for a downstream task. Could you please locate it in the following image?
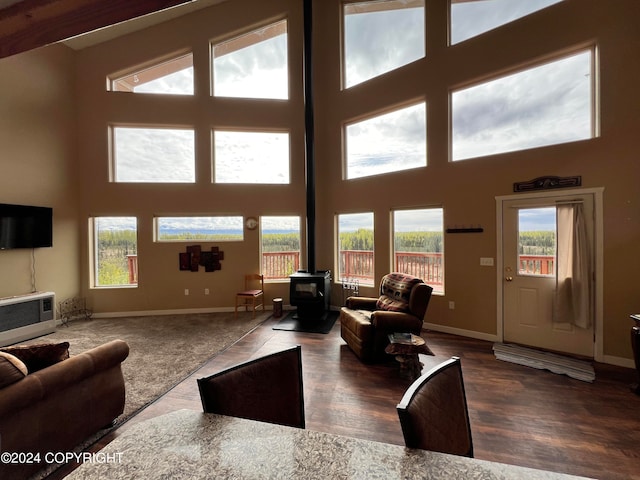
[385,333,434,380]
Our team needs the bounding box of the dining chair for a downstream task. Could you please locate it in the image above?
[197,345,305,428]
[235,274,264,318]
[396,356,473,457]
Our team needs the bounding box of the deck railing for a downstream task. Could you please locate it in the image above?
[262,251,300,279]
[518,255,555,275]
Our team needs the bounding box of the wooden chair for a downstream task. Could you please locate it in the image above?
[197,345,305,428]
[235,274,264,318]
[396,356,473,457]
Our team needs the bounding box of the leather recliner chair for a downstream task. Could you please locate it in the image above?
[340,273,433,362]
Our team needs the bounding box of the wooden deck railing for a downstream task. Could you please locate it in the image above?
[262,251,300,279]
[518,255,555,275]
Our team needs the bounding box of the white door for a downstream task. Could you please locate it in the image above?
[502,193,595,357]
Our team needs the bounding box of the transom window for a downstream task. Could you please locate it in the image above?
[109,53,193,95]
[392,208,444,294]
[154,216,243,242]
[337,212,375,286]
[345,102,426,179]
[212,20,288,99]
[213,130,290,184]
[112,127,195,183]
[343,0,425,88]
[450,0,563,45]
[451,49,593,161]
[91,217,138,288]
[261,216,301,280]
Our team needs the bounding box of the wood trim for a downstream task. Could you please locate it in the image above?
[0,0,191,59]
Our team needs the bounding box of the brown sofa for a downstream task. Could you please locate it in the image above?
[0,339,129,480]
[340,273,433,362]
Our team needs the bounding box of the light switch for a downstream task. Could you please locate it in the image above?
[480,257,494,266]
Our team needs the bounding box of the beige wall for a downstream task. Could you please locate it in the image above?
[314,0,640,360]
[0,45,81,303]
[74,0,305,313]
[0,0,638,362]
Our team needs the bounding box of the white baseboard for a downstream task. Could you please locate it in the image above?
[423,322,499,343]
[90,304,298,319]
[423,322,636,369]
[602,355,635,369]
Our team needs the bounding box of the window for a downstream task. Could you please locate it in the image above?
[392,208,444,294]
[112,127,195,183]
[345,102,426,179]
[92,217,138,287]
[518,207,556,276]
[109,53,194,95]
[343,0,425,88]
[261,216,301,280]
[451,49,593,161]
[450,0,563,45]
[155,216,243,242]
[337,212,374,286]
[212,20,288,99]
[214,130,290,184]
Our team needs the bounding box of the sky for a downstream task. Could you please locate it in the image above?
[111,0,575,232]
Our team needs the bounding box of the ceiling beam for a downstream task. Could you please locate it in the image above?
[0,0,193,59]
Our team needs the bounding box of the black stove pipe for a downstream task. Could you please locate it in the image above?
[303,0,316,274]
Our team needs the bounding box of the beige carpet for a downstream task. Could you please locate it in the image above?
[23,311,269,422]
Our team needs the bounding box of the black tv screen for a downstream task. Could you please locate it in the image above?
[0,203,53,249]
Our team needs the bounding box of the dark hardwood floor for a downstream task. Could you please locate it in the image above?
[51,313,640,480]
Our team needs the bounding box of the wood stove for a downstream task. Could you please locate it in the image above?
[289,271,331,320]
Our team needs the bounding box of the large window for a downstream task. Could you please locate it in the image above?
[343,0,425,88]
[450,0,563,45]
[337,212,375,286]
[261,216,301,280]
[392,208,444,294]
[155,216,243,242]
[212,20,288,99]
[112,127,195,183]
[213,130,290,184]
[451,49,593,161]
[109,53,194,95]
[92,217,138,288]
[345,102,426,179]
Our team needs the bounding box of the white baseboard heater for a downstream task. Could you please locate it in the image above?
[0,291,55,347]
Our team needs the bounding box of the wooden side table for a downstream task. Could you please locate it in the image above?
[631,314,640,395]
[385,333,434,380]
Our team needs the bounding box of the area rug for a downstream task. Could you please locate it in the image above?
[21,311,269,422]
[493,342,595,382]
[272,310,339,334]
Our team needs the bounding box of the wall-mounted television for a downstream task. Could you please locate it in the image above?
[0,203,53,250]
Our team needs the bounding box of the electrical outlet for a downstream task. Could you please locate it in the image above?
[204,288,210,295]
[184,289,189,296]
[480,257,494,266]
[449,301,455,310]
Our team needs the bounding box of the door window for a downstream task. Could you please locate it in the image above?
[517,207,556,276]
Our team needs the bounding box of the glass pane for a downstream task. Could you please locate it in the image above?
[452,50,592,161]
[110,54,193,95]
[155,216,243,242]
[345,102,426,179]
[113,127,195,183]
[337,212,374,285]
[344,0,425,88]
[393,208,444,293]
[213,20,288,99]
[94,217,137,287]
[261,216,301,280]
[450,0,563,45]
[214,130,290,184]
[518,207,556,276]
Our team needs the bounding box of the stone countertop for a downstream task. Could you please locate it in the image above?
[66,409,594,480]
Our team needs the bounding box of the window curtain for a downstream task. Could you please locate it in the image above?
[553,203,593,328]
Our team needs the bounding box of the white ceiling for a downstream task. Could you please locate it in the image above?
[64,0,232,50]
